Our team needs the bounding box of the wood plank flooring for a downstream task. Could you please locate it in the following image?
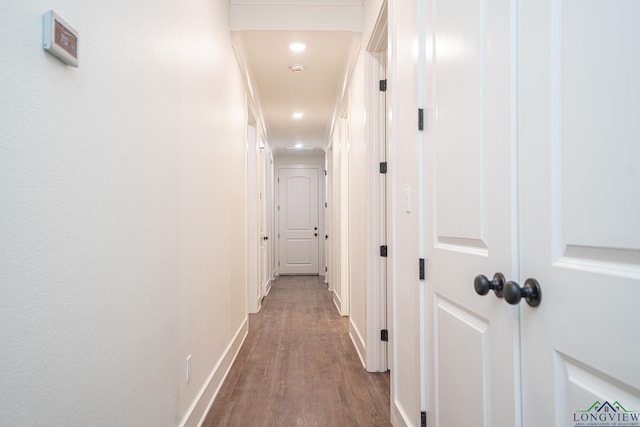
[202,275,391,427]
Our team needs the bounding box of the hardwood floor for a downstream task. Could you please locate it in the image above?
[202,275,391,427]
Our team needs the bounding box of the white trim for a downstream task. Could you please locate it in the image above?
[275,165,322,275]
[326,146,335,293]
[178,318,249,427]
[246,124,260,314]
[332,289,342,314]
[275,159,325,277]
[387,0,400,419]
[416,0,427,416]
[348,319,366,369]
[262,278,272,297]
[391,400,411,427]
[364,0,389,374]
[338,113,351,317]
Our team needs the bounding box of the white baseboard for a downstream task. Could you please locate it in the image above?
[348,319,366,369]
[391,398,412,427]
[178,317,249,427]
[262,278,271,297]
[332,290,342,314]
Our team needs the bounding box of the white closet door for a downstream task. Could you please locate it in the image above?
[519,0,640,425]
[424,0,520,425]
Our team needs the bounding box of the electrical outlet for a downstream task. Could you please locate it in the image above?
[186,355,192,383]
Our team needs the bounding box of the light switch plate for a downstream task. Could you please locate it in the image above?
[405,187,412,213]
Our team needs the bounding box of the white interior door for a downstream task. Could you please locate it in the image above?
[519,1,640,425]
[278,168,319,275]
[425,0,520,425]
[258,146,270,295]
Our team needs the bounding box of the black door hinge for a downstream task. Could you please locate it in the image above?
[379,79,387,92]
[379,161,387,174]
[418,108,424,131]
[380,245,388,257]
[419,258,425,280]
[421,411,427,427]
[381,329,389,342]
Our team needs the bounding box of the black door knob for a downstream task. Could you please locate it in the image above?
[503,278,542,307]
[314,233,318,237]
[263,236,268,241]
[474,273,505,298]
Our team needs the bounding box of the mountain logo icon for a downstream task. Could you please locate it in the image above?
[580,400,634,413]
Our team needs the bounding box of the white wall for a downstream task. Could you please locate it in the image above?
[329,133,345,313]
[338,0,422,423]
[0,1,248,425]
[275,152,325,167]
[346,55,368,367]
[327,0,388,372]
[386,0,422,424]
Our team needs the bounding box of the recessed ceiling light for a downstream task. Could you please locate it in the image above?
[289,43,306,53]
[292,112,304,119]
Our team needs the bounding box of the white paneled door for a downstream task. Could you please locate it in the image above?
[258,147,271,295]
[425,0,519,424]
[425,0,640,426]
[519,0,640,425]
[278,168,320,275]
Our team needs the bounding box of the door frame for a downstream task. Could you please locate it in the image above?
[365,2,389,373]
[327,113,351,315]
[274,159,324,277]
[326,146,335,293]
[258,143,274,298]
[246,121,261,314]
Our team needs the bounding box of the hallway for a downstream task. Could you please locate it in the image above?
[203,276,390,426]
[3,1,639,425]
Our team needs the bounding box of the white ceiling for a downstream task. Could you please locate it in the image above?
[229,1,363,156]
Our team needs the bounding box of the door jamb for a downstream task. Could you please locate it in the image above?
[365,1,389,373]
[275,164,323,276]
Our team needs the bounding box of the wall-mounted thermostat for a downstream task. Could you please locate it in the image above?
[43,10,79,67]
